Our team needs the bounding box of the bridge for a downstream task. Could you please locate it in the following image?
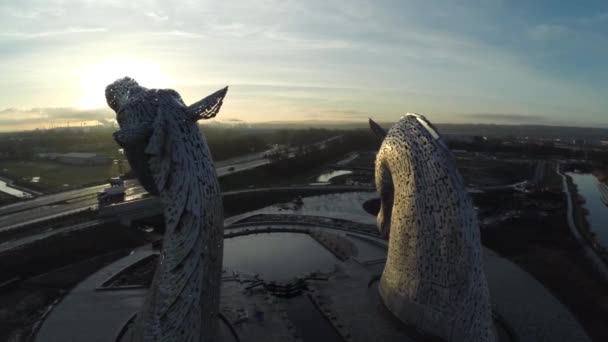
[99,185,375,226]
[0,185,375,254]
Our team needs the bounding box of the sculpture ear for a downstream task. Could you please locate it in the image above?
[369,118,387,140]
[186,86,229,121]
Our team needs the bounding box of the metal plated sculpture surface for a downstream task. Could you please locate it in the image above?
[106,77,227,342]
[370,114,495,341]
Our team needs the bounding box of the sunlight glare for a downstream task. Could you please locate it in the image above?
[78,59,173,109]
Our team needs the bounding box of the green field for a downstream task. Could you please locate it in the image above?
[0,191,17,206]
[0,160,124,193]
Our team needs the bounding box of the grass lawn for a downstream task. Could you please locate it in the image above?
[0,191,17,206]
[346,151,376,168]
[219,162,322,191]
[457,158,535,187]
[0,160,124,193]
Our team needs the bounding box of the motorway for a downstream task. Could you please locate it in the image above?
[0,184,374,254]
[0,136,343,233]
[0,149,278,232]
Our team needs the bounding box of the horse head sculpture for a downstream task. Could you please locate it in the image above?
[107,77,227,342]
[370,114,496,341]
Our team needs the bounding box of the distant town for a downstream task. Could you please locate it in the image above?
[0,121,606,191]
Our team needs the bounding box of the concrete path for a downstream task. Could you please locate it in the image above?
[34,247,155,342]
[484,248,590,342]
[34,192,591,342]
[228,192,592,342]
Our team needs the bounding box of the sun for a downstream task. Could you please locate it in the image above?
[78,59,173,109]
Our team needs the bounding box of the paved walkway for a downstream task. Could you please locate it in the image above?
[229,193,592,341]
[484,248,590,342]
[35,247,155,342]
[35,238,591,342]
[35,192,591,342]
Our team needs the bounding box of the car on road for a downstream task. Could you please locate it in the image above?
[97,177,125,206]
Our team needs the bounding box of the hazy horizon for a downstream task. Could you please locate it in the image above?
[3,117,608,134]
[1,1,607,131]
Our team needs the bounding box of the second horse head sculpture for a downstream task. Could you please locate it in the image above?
[370,114,496,342]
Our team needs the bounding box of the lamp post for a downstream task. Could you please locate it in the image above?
[117,148,125,177]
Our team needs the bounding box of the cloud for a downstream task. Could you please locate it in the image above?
[261,29,353,50]
[3,9,40,20]
[144,11,168,23]
[465,113,547,124]
[300,109,370,121]
[0,27,108,39]
[1,1,65,20]
[146,30,206,38]
[527,24,573,41]
[0,107,114,125]
[0,0,607,129]
[574,12,608,25]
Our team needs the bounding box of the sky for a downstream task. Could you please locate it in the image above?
[0,0,607,131]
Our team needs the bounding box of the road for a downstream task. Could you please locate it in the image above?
[0,136,342,232]
[0,185,373,254]
[533,160,546,184]
[0,153,269,232]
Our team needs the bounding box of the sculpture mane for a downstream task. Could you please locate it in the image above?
[370,114,495,341]
[106,77,227,341]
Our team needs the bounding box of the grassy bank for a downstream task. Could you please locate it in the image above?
[0,160,124,193]
[219,162,324,191]
[0,222,146,342]
[220,144,373,191]
[479,162,608,341]
[457,158,535,187]
[0,192,18,206]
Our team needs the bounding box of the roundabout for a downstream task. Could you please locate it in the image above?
[34,191,590,342]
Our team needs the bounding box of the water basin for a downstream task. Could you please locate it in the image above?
[316,170,353,182]
[223,232,340,282]
[567,173,608,247]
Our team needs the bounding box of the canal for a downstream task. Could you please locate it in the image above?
[0,178,33,198]
[316,170,353,183]
[568,173,608,248]
[223,232,340,282]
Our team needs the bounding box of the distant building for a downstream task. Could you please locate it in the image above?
[472,135,488,145]
[36,153,61,160]
[58,152,111,165]
[37,152,111,165]
[572,138,587,146]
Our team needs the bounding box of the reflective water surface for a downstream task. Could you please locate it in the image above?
[223,232,340,282]
[568,173,608,247]
[316,170,353,182]
[0,179,32,198]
